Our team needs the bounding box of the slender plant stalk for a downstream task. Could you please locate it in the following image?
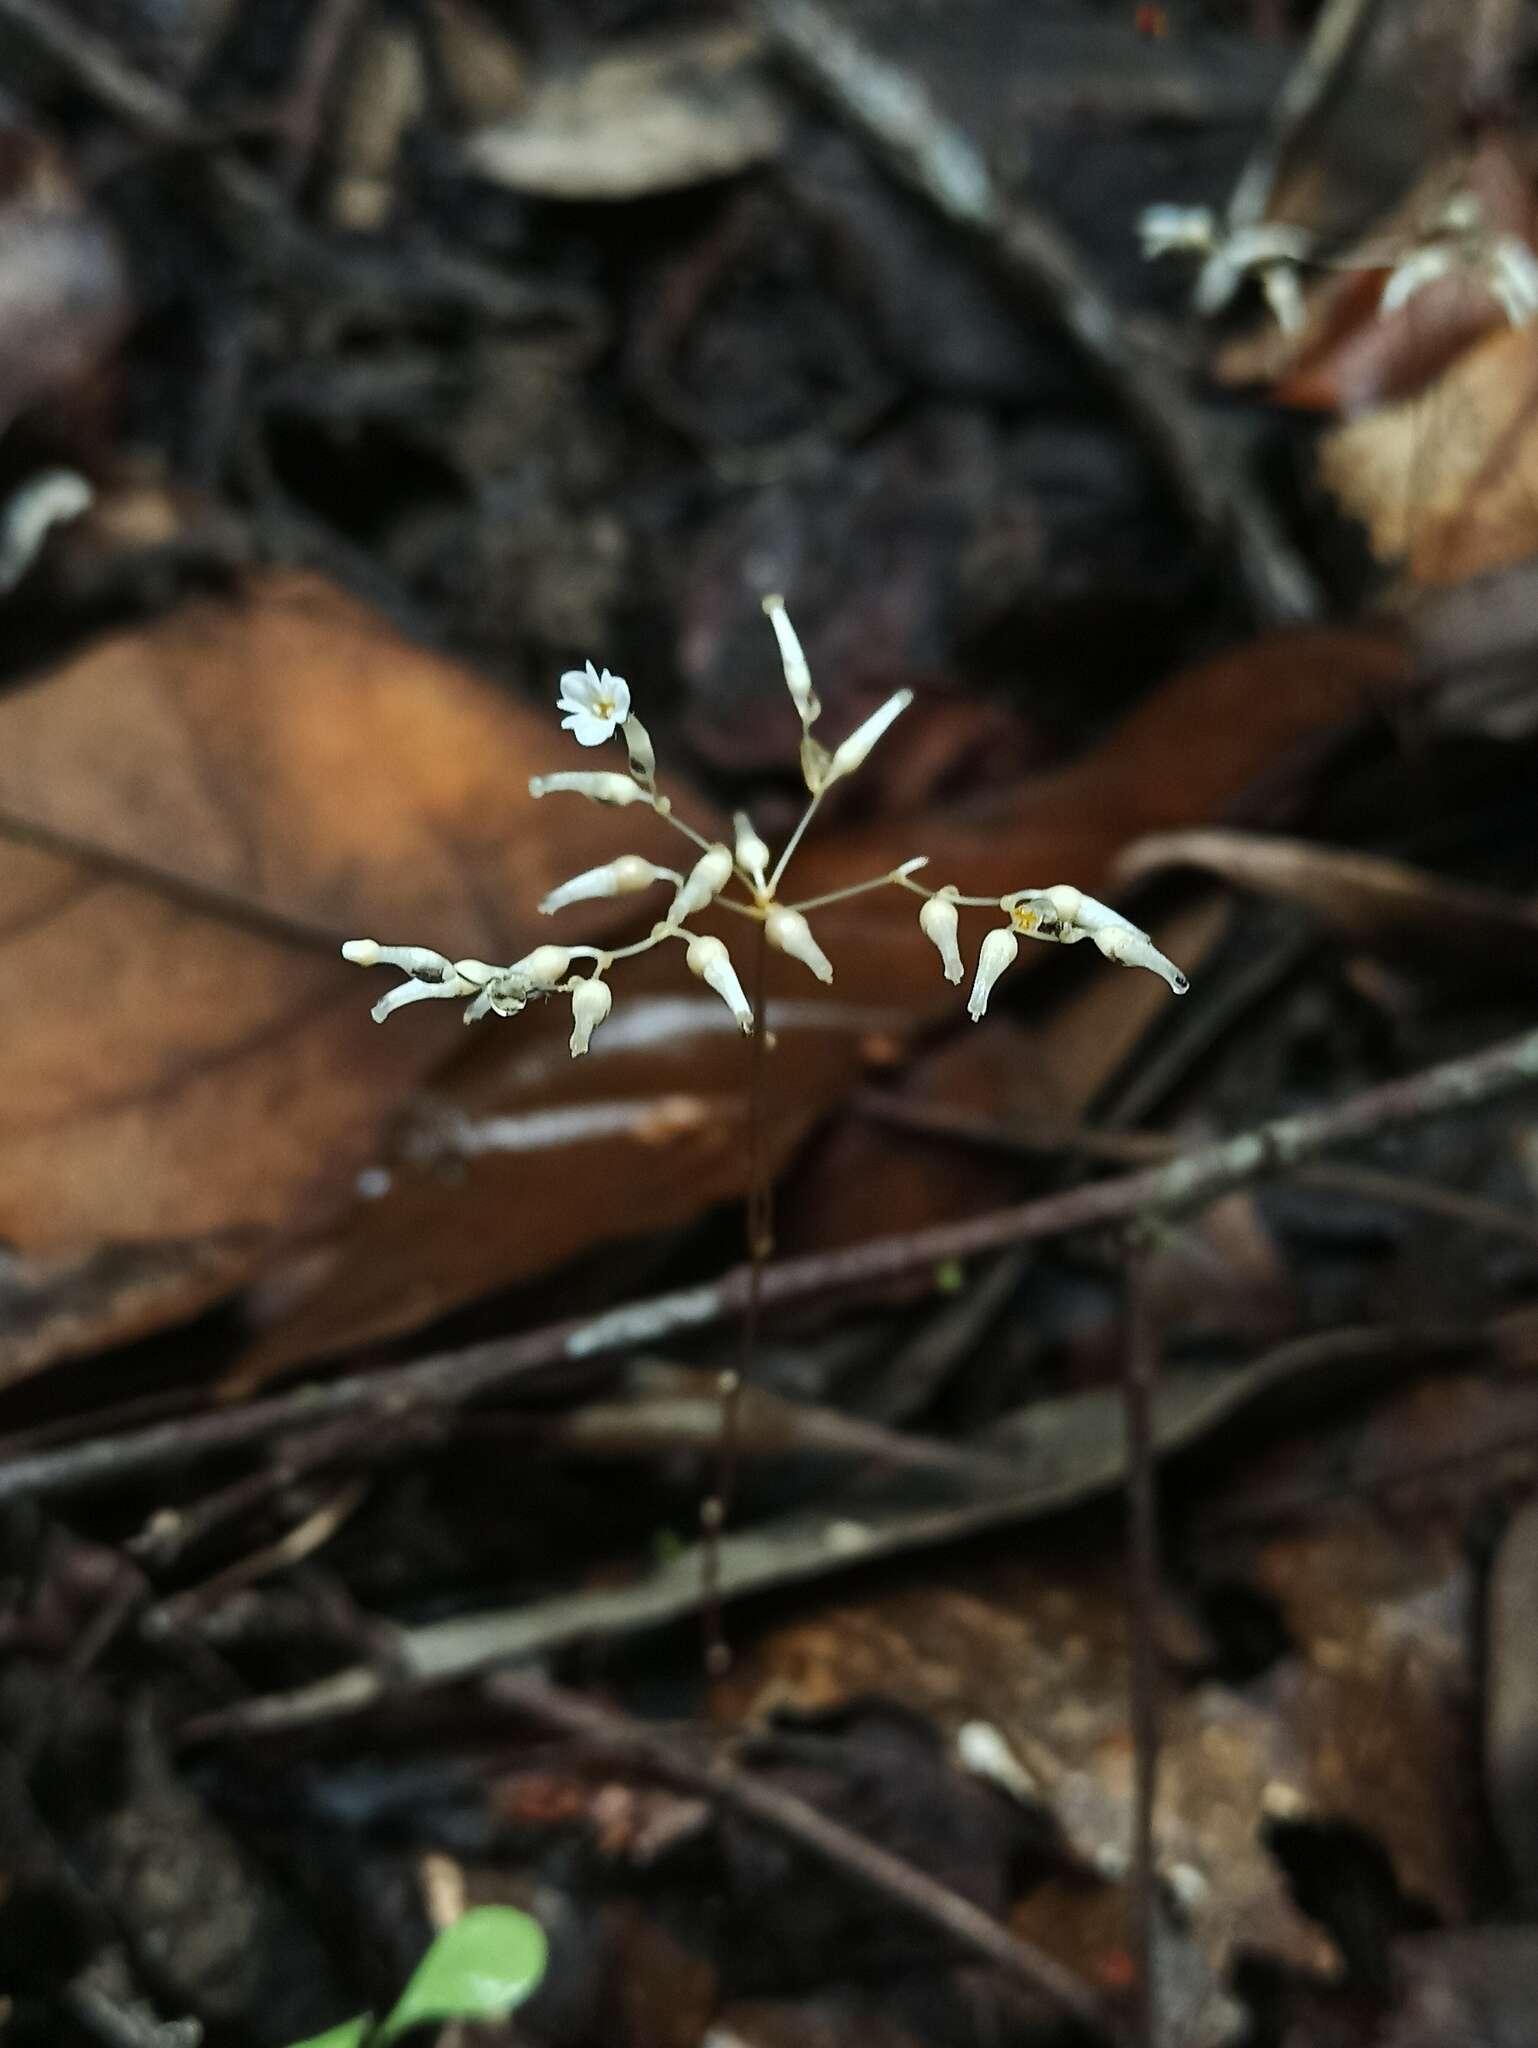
[1124,1239,1161,2048]
[702,916,773,1675]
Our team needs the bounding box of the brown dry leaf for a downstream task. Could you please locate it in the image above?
[462,24,784,199]
[714,1482,1473,2020]
[1115,828,1538,985]
[0,570,649,1383]
[229,941,882,1382]
[777,625,1411,1012]
[714,1558,1334,2027]
[773,897,1229,1266]
[1381,1928,1538,2048]
[1318,315,1538,586]
[1482,1492,1538,1900]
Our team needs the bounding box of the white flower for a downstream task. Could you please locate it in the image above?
[1005,886,1187,994]
[568,976,612,1057]
[1488,237,1538,325]
[765,906,832,983]
[686,933,753,1032]
[1258,263,1305,335]
[918,891,963,984]
[668,844,733,924]
[733,810,771,895]
[557,660,631,745]
[529,771,647,806]
[1379,243,1455,317]
[1138,204,1217,261]
[823,690,913,788]
[506,944,571,990]
[540,855,679,915]
[343,940,483,1022]
[968,926,1018,1022]
[762,594,819,727]
[1379,229,1538,329]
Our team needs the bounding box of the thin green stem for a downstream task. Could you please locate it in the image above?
[786,859,927,915]
[599,926,689,964]
[892,873,999,910]
[767,790,822,893]
[650,798,715,856]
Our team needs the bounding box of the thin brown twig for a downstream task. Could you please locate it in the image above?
[1226,0,1384,228]
[1123,1241,1161,2048]
[8,1022,1538,1506]
[856,1093,1538,1254]
[170,1321,1482,1734]
[755,0,1321,625]
[275,0,372,191]
[482,1672,1124,2045]
[0,0,196,140]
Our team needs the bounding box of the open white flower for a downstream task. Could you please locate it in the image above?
[558,660,631,746]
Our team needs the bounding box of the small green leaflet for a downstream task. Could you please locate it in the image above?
[287,1906,548,2048]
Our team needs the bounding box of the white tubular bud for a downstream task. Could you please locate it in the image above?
[733,810,771,893]
[539,854,676,915]
[968,926,1018,1022]
[568,975,613,1056]
[686,933,753,1033]
[1088,922,1189,994]
[451,959,499,986]
[668,843,733,924]
[918,892,963,984]
[824,690,913,787]
[765,905,833,983]
[529,771,646,806]
[762,593,820,727]
[344,940,456,979]
[623,714,656,783]
[373,975,473,1023]
[507,944,571,989]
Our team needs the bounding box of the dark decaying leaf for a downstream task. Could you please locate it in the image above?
[1115,828,1538,986]
[1380,1929,1538,2048]
[1484,1492,1538,1904]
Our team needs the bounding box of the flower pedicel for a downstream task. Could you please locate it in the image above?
[345,599,1189,1054]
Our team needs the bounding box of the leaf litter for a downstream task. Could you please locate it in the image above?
[5,3,1538,2046]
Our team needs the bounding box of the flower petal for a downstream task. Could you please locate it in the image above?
[562,711,614,747]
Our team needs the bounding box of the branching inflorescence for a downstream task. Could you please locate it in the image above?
[343,599,1189,1049]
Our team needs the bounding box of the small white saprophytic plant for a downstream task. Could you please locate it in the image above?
[343,598,1188,1049]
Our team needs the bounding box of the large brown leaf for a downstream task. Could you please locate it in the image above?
[0,571,651,1380]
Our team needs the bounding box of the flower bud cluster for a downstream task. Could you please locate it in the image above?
[345,604,1189,1065]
